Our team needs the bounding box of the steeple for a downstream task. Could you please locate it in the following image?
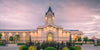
[46,4,54,15]
[45,4,55,25]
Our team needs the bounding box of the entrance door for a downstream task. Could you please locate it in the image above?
[47,33,53,42]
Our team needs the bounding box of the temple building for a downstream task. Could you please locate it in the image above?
[0,5,83,43]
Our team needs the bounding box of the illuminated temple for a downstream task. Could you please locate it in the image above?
[0,5,83,43]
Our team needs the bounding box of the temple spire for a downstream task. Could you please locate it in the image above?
[46,4,54,15]
[49,3,51,7]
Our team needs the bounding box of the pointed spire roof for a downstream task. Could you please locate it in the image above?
[46,4,54,15]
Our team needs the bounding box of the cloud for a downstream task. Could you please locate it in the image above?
[0,0,100,38]
[54,1,100,38]
[0,0,46,29]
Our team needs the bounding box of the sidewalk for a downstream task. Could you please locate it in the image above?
[82,46,100,50]
[0,46,19,50]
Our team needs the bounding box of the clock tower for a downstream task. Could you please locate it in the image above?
[45,4,55,25]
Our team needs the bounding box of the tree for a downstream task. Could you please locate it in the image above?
[75,36,79,41]
[9,36,14,41]
[70,34,72,43]
[83,37,88,43]
[15,34,20,43]
[0,34,2,39]
[0,34,2,43]
[78,37,82,42]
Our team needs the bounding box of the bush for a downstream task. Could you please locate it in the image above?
[46,47,56,50]
[0,43,6,46]
[29,46,37,50]
[95,43,100,46]
[62,47,69,50]
[74,43,83,45]
[17,43,26,45]
[19,45,24,50]
[9,36,14,41]
[70,46,76,50]
[22,45,29,50]
[70,46,81,50]
[75,46,81,50]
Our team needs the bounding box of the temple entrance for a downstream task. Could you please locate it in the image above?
[47,33,53,42]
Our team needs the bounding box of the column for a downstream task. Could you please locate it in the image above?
[23,32,26,43]
[2,32,5,40]
[81,34,83,42]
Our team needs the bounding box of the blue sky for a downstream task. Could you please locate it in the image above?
[0,0,100,38]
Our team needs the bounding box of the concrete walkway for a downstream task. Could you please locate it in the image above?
[0,46,100,50]
[82,46,100,50]
[0,46,19,50]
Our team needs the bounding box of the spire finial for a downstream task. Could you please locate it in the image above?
[49,3,51,7]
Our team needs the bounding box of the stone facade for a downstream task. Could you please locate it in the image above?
[0,5,83,43]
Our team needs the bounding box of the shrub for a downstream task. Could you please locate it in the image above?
[74,43,83,45]
[17,43,26,45]
[95,43,100,46]
[46,47,56,50]
[70,46,81,50]
[0,43,6,46]
[9,36,14,41]
[75,46,81,50]
[28,46,37,50]
[22,45,29,50]
[19,45,24,50]
[70,46,76,50]
[62,47,69,50]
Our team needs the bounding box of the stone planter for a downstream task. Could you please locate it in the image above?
[7,44,17,46]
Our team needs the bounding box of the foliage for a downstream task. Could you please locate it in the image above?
[41,42,48,49]
[70,35,72,43]
[0,34,2,39]
[74,43,83,45]
[29,46,37,50]
[9,36,14,41]
[70,46,76,50]
[17,43,26,45]
[70,46,81,50]
[75,46,81,50]
[66,42,72,48]
[95,43,100,46]
[45,47,56,50]
[41,42,57,49]
[22,45,29,50]
[62,47,69,50]
[83,37,88,43]
[75,36,79,41]
[0,43,6,46]
[15,34,20,41]
[73,40,76,43]
[78,37,82,41]
[49,42,56,47]
[19,45,24,50]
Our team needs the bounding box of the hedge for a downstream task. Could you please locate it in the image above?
[46,47,56,50]
[0,43,6,46]
[17,43,26,45]
[74,43,83,45]
[70,46,81,50]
